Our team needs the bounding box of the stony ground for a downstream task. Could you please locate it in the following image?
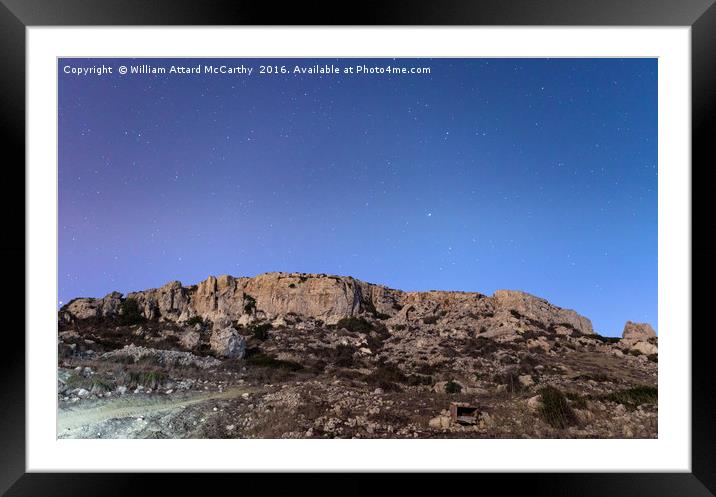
[57,315,657,439]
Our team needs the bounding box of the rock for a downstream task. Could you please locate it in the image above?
[493,289,593,335]
[117,386,127,395]
[179,330,201,350]
[209,327,246,359]
[622,321,657,341]
[76,388,90,398]
[612,349,625,358]
[212,316,233,330]
[428,415,451,429]
[373,388,384,395]
[527,337,551,353]
[61,291,123,320]
[527,395,542,411]
[518,375,534,387]
[61,273,595,338]
[631,341,657,356]
[100,344,221,369]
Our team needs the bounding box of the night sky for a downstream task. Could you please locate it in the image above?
[59,58,657,336]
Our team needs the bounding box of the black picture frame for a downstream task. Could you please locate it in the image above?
[2,1,714,495]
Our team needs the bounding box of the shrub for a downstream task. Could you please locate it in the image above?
[243,294,257,314]
[539,386,577,429]
[336,316,373,333]
[330,344,358,367]
[123,370,168,389]
[647,353,658,363]
[366,365,407,391]
[392,324,407,331]
[118,298,145,325]
[602,386,657,408]
[245,352,302,371]
[375,312,390,320]
[445,380,462,394]
[186,316,204,327]
[406,373,433,386]
[592,334,621,344]
[423,315,439,325]
[365,325,390,351]
[249,323,272,340]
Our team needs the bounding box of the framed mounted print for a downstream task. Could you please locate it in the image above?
[3,0,715,495]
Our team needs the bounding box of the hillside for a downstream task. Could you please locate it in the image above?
[57,272,658,439]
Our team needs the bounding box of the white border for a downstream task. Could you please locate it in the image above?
[27,27,690,472]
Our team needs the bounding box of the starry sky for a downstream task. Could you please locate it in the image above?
[59,58,657,336]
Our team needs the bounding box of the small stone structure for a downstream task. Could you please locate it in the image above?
[449,402,479,425]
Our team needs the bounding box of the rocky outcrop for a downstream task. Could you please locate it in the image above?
[100,344,221,369]
[61,272,596,335]
[210,327,246,359]
[60,291,123,321]
[621,321,658,356]
[492,290,593,335]
[622,321,657,341]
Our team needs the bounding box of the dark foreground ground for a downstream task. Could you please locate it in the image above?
[57,317,657,439]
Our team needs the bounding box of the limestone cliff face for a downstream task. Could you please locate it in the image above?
[60,271,595,335]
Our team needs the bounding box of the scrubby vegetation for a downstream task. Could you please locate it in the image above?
[243,294,257,314]
[444,380,462,394]
[336,316,373,333]
[602,386,657,408]
[185,316,204,327]
[539,386,577,428]
[123,370,168,390]
[118,298,145,326]
[591,334,621,344]
[249,323,272,341]
[245,352,302,371]
[423,315,439,325]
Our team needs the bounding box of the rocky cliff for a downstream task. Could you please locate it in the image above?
[60,272,595,337]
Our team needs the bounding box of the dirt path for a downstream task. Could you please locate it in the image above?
[57,386,255,436]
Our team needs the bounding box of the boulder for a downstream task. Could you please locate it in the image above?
[631,341,658,356]
[428,415,452,429]
[622,321,656,341]
[518,375,535,387]
[527,395,542,411]
[179,330,201,350]
[210,327,246,359]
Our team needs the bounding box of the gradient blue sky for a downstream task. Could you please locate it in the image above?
[59,58,657,336]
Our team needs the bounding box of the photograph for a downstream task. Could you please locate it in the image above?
[56,56,658,440]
